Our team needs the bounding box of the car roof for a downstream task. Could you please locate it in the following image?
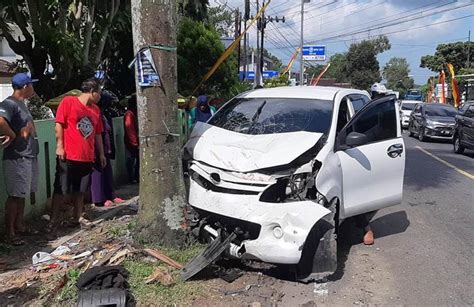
[238,86,368,101]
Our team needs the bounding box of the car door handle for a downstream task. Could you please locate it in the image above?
[387,144,403,158]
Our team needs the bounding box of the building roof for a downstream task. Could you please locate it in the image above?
[0,59,15,75]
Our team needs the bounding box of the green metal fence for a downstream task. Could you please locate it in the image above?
[0,117,128,222]
[0,110,189,223]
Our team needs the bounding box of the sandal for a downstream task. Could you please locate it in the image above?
[113,197,125,204]
[104,200,115,207]
[6,236,25,246]
[17,228,40,236]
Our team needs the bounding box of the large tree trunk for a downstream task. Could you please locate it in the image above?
[131,0,187,246]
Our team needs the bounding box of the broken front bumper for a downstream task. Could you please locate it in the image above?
[188,177,331,264]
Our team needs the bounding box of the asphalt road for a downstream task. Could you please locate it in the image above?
[310,132,474,305]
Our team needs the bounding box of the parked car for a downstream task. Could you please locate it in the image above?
[408,103,457,141]
[453,101,474,154]
[182,87,405,281]
[399,100,419,129]
[405,89,423,101]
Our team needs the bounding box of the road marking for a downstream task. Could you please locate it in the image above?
[416,146,474,180]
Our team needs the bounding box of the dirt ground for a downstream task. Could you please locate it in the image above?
[0,184,392,306]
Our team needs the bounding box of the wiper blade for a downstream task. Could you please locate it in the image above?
[251,100,267,123]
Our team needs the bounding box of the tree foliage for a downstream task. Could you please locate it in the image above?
[345,36,391,90]
[305,53,349,83]
[420,42,473,72]
[383,57,414,98]
[0,0,132,100]
[206,4,234,37]
[177,18,238,98]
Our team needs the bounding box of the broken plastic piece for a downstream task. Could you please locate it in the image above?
[181,231,237,281]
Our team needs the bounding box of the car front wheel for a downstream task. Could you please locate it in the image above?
[418,127,426,142]
[453,135,465,154]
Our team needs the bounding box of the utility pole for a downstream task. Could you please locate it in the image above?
[235,9,242,77]
[255,0,262,88]
[131,0,186,245]
[243,0,250,81]
[467,30,471,68]
[299,0,307,85]
[259,0,265,80]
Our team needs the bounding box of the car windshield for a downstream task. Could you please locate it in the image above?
[407,90,421,96]
[401,103,417,111]
[208,97,333,135]
[424,105,457,117]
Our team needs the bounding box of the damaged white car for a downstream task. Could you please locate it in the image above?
[182,86,405,281]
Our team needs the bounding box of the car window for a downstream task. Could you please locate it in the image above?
[348,94,370,113]
[424,105,457,117]
[336,98,350,134]
[346,99,397,144]
[401,103,416,111]
[208,97,334,135]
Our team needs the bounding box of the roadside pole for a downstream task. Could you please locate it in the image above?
[130,0,186,245]
[299,0,305,85]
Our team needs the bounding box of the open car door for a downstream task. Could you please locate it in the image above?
[335,95,405,218]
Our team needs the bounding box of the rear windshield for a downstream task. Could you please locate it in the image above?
[208,97,333,135]
[401,103,417,111]
[407,90,421,96]
[424,105,457,117]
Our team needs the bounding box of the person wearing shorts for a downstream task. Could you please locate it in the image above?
[48,78,105,231]
[0,73,39,245]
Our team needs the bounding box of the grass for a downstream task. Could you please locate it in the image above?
[56,268,81,302]
[124,242,207,304]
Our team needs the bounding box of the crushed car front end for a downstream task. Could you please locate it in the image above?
[185,159,331,264]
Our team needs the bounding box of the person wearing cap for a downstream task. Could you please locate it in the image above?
[188,95,217,129]
[0,73,39,245]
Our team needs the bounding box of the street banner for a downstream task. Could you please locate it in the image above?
[438,70,446,104]
[281,47,301,76]
[137,48,162,88]
[311,63,331,86]
[446,63,461,107]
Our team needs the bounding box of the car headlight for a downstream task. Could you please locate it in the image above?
[260,173,312,203]
[425,119,435,128]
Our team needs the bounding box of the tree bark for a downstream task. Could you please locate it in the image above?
[93,0,120,66]
[131,0,187,246]
[82,0,96,65]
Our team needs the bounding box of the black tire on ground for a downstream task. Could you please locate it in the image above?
[418,127,426,142]
[453,135,465,154]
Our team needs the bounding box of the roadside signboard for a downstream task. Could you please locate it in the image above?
[239,70,279,80]
[302,45,326,61]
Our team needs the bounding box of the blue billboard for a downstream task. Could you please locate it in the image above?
[239,70,279,81]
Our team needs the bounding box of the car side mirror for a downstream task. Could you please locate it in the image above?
[346,132,368,148]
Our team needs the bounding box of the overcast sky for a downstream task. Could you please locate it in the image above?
[210,0,474,84]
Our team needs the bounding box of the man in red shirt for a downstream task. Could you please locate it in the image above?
[48,78,106,231]
[124,95,139,183]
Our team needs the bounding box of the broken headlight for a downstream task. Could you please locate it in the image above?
[259,173,312,203]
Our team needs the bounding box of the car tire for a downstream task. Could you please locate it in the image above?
[408,123,414,137]
[418,127,426,142]
[453,135,465,154]
[296,199,337,282]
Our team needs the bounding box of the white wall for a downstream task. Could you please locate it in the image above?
[0,84,13,101]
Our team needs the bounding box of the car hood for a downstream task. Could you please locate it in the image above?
[426,116,455,124]
[401,110,413,116]
[184,122,324,173]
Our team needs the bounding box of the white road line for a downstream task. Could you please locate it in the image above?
[416,146,474,180]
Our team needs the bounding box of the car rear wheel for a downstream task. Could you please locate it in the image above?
[453,135,465,154]
[418,127,426,142]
